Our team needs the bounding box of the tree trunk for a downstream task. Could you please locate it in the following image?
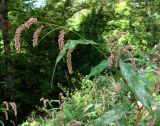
[0,0,14,101]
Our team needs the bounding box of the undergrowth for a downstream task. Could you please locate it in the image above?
[20,68,160,126]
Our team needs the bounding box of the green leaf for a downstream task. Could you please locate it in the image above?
[63,107,74,119]
[119,61,154,113]
[51,39,97,88]
[56,39,97,64]
[87,60,108,78]
[93,105,131,125]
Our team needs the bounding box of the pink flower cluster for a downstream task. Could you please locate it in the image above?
[14,18,38,52]
[107,32,136,67]
[58,30,65,53]
[33,25,44,47]
[67,48,74,74]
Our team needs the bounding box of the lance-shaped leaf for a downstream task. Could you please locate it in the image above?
[51,39,97,88]
[87,60,108,79]
[56,39,97,64]
[93,105,131,125]
[119,61,154,113]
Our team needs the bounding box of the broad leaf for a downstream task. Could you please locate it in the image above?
[87,60,108,78]
[51,39,97,88]
[93,105,131,125]
[56,39,97,64]
[119,61,154,113]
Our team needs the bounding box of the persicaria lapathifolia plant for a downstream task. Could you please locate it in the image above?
[107,32,136,67]
[14,18,75,74]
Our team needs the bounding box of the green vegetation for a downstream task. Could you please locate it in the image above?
[0,0,160,125]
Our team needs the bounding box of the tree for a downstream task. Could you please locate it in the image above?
[0,0,13,100]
